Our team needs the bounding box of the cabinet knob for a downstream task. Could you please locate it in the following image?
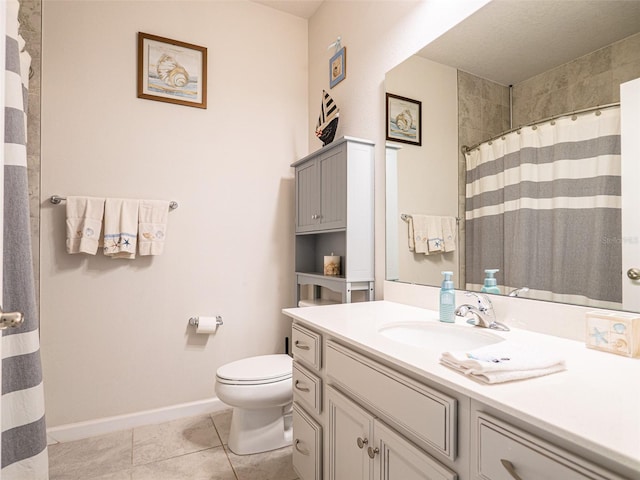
[367,446,379,459]
[500,459,524,480]
[294,439,310,456]
[294,380,310,392]
[628,268,640,280]
[356,437,368,449]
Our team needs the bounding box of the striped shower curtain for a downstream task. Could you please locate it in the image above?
[465,106,622,309]
[3,1,49,477]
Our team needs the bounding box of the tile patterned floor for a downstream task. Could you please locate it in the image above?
[48,410,299,480]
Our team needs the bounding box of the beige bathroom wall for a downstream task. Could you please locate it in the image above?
[40,0,307,426]
[385,56,459,288]
[308,0,491,299]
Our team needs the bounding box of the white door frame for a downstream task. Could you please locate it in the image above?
[0,1,7,470]
[621,77,640,311]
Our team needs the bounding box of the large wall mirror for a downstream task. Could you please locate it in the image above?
[385,0,640,313]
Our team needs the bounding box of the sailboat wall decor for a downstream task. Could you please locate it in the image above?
[315,90,339,146]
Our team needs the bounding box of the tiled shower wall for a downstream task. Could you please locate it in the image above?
[19,0,41,303]
[513,32,640,126]
[456,32,640,285]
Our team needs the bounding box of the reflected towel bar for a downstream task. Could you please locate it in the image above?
[50,195,178,211]
[401,213,460,224]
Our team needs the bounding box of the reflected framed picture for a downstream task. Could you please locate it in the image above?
[329,47,346,88]
[385,93,422,146]
[137,32,207,109]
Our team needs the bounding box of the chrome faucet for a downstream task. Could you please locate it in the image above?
[454,292,510,331]
[508,287,530,297]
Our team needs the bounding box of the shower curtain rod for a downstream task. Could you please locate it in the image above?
[461,102,620,154]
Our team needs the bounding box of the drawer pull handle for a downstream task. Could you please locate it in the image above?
[501,459,524,480]
[356,437,368,449]
[294,340,310,350]
[295,380,310,392]
[367,446,379,459]
[295,439,310,456]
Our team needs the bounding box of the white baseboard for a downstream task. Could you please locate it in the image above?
[46,397,229,445]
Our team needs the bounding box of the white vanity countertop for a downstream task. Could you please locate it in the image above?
[282,300,640,474]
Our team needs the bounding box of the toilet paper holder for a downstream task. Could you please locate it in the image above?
[189,315,224,327]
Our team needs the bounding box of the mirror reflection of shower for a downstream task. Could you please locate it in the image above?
[384,0,640,312]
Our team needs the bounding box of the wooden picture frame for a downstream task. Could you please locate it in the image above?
[137,32,207,109]
[329,47,346,89]
[385,93,422,145]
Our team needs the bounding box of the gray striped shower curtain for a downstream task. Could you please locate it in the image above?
[3,1,49,477]
[465,107,622,309]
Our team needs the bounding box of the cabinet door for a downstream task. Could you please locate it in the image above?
[372,421,457,480]
[318,149,347,230]
[327,386,374,480]
[296,160,320,232]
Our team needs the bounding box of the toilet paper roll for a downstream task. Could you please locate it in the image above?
[195,316,219,334]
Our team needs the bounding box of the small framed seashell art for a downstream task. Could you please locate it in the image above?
[137,32,207,109]
[385,93,422,146]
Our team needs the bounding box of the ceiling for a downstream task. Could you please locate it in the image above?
[417,0,640,85]
[252,1,640,85]
[252,0,324,19]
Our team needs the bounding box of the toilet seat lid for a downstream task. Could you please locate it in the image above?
[216,354,292,385]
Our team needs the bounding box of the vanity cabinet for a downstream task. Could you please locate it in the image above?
[292,137,374,306]
[284,304,638,480]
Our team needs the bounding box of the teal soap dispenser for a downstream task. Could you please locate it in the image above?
[480,269,501,294]
[439,271,455,323]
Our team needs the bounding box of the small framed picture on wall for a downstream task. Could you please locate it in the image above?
[329,47,346,88]
[385,93,422,146]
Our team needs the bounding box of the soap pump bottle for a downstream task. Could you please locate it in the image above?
[439,271,455,323]
[480,269,501,294]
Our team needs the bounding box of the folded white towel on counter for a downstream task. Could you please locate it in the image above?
[103,198,139,259]
[138,200,170,256]
[66,196,105,255]
[440,342,566,384]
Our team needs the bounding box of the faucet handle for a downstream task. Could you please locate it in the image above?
[464,291,493,310]
[508,287,530,297]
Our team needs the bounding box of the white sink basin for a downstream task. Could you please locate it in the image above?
[378,321,504,351]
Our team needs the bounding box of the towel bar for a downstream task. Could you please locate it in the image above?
[401,213,460,224]
[50,194,178,210]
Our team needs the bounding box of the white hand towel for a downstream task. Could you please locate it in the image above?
[426,216,443,253]
[442,216,457,252]
[408,215,430,254]
[440,342,566,384]
[66,196,105,255]
[103,198,139,259]
[138,200,170,256]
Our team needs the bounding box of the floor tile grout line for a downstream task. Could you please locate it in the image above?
[222,444,240,480]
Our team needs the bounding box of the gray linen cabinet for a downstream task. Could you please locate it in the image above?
[292,137,375,305]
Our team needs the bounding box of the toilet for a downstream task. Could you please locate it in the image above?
[215,354,293,455]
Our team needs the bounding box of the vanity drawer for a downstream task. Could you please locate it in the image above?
[293,361,322,414]
[475,413,624,480]
[292,323,322,370]
[293,403,322,480]
[325,340,457,460]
